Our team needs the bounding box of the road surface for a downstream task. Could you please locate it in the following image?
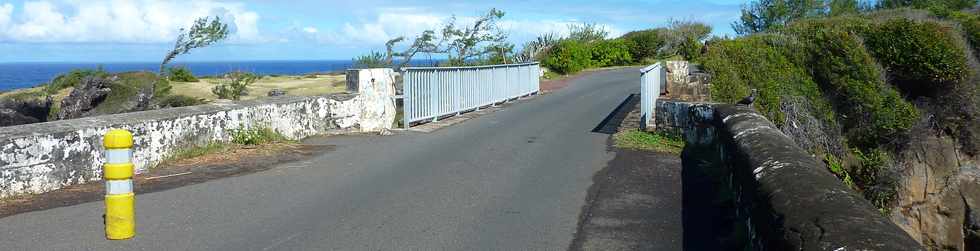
[0,68,680,250]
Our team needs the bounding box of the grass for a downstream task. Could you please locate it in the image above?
[613,129,686,153]
[170,74,347,101]
[168,142,231,160]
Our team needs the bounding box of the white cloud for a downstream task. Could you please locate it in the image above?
[0,0,264,43]
[302,26,317,34]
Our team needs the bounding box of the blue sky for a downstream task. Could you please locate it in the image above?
[0,0,745,62]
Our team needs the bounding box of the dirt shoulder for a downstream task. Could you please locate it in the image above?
[0,143,333,219]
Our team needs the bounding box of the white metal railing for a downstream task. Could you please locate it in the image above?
[401,62,540,128]
[640,63,665,130]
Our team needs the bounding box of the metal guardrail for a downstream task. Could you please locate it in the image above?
[402,62,540,128]
[640,63,665,130]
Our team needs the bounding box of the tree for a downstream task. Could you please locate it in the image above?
[567,23,609,43]
[662,20,712,60]
[733,0,825,34]
[161,17,230,74]
[515,33,560,63]
[620,29,666,62]
[212,71,257,100]
[353,51,388,68]
[440,8,509,66]
[877,0,977,10]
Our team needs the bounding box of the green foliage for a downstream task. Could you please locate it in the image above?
[589,39,633,67]
[824,154,855,188]
[212,71,258,100]
[949,11,980,57]
[541,40,592,74]
[157,94,206,108]
[797,26,920,148]
[701,34,825,125]
[662,20,713,60]
[613,129,686,153]
[230,127,290,145]
[877,0,977,15]
[166,66,198,82]
[567,23,610,43]
[44,67,109,95]
[619,29,666,62]
[516,33,561,62]
[441,8,509,66]
[353,51,388,68]
[161,16,229,73]
[89,72,161,115]
[734,0,827,34]
[852,148,898,212]
[863,18,969,97]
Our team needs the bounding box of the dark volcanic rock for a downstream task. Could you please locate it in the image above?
[0,97,51,126]
[57,76,112,120]
[268,89,286,97]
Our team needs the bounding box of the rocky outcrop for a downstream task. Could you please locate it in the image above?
[0,98,51,126]
[56,76,112,120]
[890,127,980,251]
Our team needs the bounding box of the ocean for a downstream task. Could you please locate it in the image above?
[0,60,436,91]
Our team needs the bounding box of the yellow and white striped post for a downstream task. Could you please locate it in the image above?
[103,129,135,240]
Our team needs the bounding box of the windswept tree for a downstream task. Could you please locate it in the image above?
[161,16,230,74]
[355,8,510,69]
[567,23,610,43]
[440,8,509,66]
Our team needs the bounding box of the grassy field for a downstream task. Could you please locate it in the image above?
[172,74,347,101]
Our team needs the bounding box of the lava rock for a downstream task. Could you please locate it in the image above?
[57,76,112,120]
[0,97,52,126]
[268,89,287,97]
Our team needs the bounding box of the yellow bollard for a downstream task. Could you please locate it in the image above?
[103,129,135,240]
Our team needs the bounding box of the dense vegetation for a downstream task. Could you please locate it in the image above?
[708,0,980,211]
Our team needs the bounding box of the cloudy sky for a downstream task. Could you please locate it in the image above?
[0,0,744,62]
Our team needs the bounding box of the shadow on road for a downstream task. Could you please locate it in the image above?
[592,94,638,134]
[680,142,739,250]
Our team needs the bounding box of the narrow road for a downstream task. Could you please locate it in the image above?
[0,68,656,250]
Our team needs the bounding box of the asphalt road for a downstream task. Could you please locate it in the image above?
[0,68,646,250]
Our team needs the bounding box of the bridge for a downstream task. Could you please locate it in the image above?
[0,65,919,250]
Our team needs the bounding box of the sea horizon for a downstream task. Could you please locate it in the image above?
[0,59,444,91]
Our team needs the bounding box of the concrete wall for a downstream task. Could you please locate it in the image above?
[712,105,922,250]
[0,69,396,198]
[654,100,922,250]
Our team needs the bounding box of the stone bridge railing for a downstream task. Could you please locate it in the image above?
[656,100,923,250]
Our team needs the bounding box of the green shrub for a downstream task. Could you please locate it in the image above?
[950,10,980,57]
[44,67,110,94]
[824,154,855,188]
[166,66,198,82]
[542,40,592,74]
[212,71,257,100]
[157,94,206,108]
[701,34,825,125]
[799,27,919,148]
[589,39,633,67]
[230,127,290,145]
[619,29,666,62]
[863,18,970,97]
[852,148,898,212]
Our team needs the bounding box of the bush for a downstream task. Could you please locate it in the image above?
[230,127,289,145]
[950,10,980,57]
[701,34,825,125]
[620,29,666,62]
[796,26,920,148]
[166,67,198,82]
[212,71,258,100]
[863,18,970,97]
[157,94,206,108]
[852,148,898,212]
[541,40,592,74]
[590,39,633,67]
[44,67,110,94]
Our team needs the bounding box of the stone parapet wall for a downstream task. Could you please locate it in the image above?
[713,104,922,250]
[0,69,396,198]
